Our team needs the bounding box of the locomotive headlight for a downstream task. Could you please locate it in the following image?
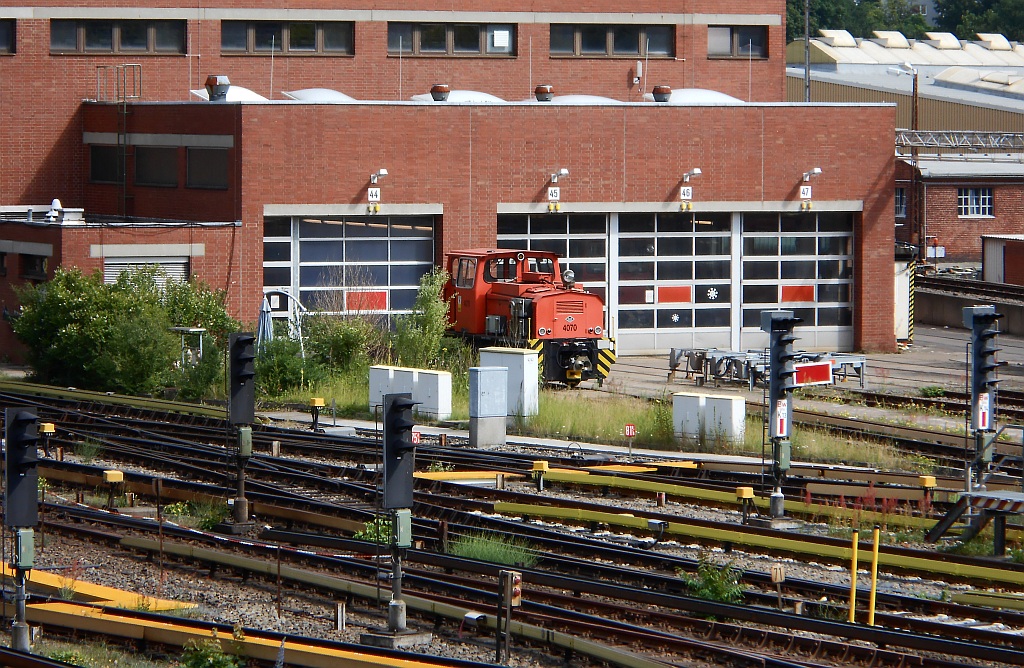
[563,269,576,289]
[538,327,547,336]
[594,326,603,335]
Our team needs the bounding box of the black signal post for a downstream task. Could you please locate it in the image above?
[5,408,39,652]
[382,393,420,635]
[226,332,257,533]
[761,310,801,518]
[964,306,1005,484]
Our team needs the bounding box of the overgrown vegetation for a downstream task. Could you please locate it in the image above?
[354,515,392,544]
[12,266,238,397]
[181,636,242,668]
[919,386,946,398]
[449,531,538,567]
[678,551,744,604]
[163,499,230,530]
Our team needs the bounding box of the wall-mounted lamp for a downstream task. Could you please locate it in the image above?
[367,203,381,214]
[370,168,388,184]
[800,201,814,211]
[683,168,702,183]
[550,168,569,183]
[547,202,561,213]
[802,167,822,182]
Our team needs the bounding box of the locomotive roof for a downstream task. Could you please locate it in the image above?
[446,248,559,257]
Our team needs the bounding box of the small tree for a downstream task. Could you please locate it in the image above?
[393,268,450,368]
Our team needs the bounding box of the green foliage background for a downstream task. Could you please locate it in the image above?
[786,0,1024,42]
[12,266,238,396]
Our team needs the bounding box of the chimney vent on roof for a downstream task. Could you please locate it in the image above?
[535,84,554,102]
[205,75,231,101]
[653,85,672,102]
[430,84,450,101]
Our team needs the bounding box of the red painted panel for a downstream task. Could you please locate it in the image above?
[781,285,815,302]
[658,286,692,303]
[794,361,833,386]
[347,291,387,311]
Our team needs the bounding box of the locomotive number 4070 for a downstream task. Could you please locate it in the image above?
[562,323,578,332]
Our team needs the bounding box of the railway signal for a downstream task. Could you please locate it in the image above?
[5,408,39,528]
[4,407,38,653]
[964,306,1005,469]
[761,310,801,519]
[383,393,419,510]
[228,332,256,426]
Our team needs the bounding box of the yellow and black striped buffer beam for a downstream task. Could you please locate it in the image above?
[597,339,616,379]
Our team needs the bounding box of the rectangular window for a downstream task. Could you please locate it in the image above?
[550,24,674,57]
[0,253,6,277]
[958,187,993,217]
[388,22,515,56]
[895,187,907,218]
[90,145,124,184]
[21,255,47,280]
[221,21,354,55]
[708,25,767,58]
[186,148,228,189]
[135,146,178,187]
[50,19,186,54]
[0,19,15,54]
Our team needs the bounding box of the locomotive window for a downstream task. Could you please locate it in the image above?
[527,257,556,274]
[454,258,476,288]
[484,258,517,283]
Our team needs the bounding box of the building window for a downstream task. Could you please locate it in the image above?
[135,146,178,187]
[958,187,993,217]
[388,23,514,56]
[708,25,767,58]
[895,187,907,218]
[90,145,124,184]
[21,255,47,281]
[549,24,673,57]
[186,148,228,189]
[222,21,353,54]
[0,19,14,54]
[50,19,185,54]
[0,253,6,277]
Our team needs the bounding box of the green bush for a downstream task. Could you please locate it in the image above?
[393,268,450,369]
[354,515,392,544]
[181,638,241,668]
[174,340,223,401]
[304,315,380,372]
[256,337,325,396]
[12,266,238,396]
[679,551,744,604]
[449,532,538,567]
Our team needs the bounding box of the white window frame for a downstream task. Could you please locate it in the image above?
[957,187,993,217]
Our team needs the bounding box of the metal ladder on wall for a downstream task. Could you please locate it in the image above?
[95,64,142,218]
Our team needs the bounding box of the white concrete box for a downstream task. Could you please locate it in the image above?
[704,394,746,445]
[479,347,538,417]
[672,392,705,439]
[469,367,508,418]
[369,365,451,421]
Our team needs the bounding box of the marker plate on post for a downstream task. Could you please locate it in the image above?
[624,423,636,438]
[794,361,832,386]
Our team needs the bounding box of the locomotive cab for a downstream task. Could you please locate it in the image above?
[444,248,614,386]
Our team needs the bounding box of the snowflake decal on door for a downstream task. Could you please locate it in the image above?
[707,287,719,300]
[671,313,680,323]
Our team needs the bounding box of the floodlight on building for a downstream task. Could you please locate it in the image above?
[550,168,569,183]
[370,168,388,184]
[683,168,702,183]
[802,167,822,182]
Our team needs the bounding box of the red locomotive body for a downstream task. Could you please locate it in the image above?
[443,248,615,386]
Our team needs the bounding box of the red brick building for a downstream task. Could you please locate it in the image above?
[0,1,898,358]
[897,157,1024,265]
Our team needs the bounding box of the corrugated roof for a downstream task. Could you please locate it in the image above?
[907,155,1024,177]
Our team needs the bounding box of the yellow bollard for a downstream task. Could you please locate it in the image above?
[868,525,880,626]
[848,529,859,623]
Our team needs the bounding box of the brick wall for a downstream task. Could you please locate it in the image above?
[1,1,786,205]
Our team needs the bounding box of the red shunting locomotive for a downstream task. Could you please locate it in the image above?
[443,248,615,386]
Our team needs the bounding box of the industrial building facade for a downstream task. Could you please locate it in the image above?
[0,1,898,359]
